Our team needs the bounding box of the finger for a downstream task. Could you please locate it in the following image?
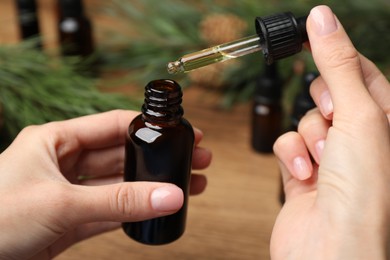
[273,132,313,181]
[79,174,123,186]
[189,174,207,195]
[80,173,208,196]
[307,6,371,115]
[60,182,184,227]
[360,55,390,121]
[310,57,390,121]
[73,145,124,178]
[297,108,330,164]
[273,132,317,199]
[49,110,139,154]
[73,133,211,177]
[277,160,318,202]
[310,77,334,120]
[194,128,204,146]
[74,146,210,179]
[191,146,212,170]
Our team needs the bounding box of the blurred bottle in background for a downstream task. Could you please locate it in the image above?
[58,0,94,57]
[289,71,318,131]
[251,63,284,153]
[16,0,41,48]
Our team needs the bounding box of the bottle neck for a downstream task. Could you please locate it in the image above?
[17,0,38,11]
[59,0,85,17]
[255,63,282,100]
[142,80,184,126]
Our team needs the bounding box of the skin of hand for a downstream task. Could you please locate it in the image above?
[0,110,212,260]
[272,5,390,259]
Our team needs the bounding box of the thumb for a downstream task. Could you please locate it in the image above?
[66,182,184,225]
[307,5,372,116]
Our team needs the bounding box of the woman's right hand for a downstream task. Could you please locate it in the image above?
[271,5,390,259]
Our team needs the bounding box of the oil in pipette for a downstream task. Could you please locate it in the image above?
[167,12,308,74]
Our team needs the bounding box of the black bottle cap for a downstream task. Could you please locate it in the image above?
[17,0,37,10]
[255,63,283,100]
[255,12,308,65]
[59,0,84,17]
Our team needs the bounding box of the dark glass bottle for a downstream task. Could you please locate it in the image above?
[122,79,195,245]
[58,0,94,57]
[251,63,284,153]
[16,0,41,48]
[289,71,318,131]
[279,71,318,204]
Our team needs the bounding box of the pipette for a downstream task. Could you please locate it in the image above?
[167,12,308,74]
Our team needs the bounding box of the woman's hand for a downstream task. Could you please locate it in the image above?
[0,110,212,260]
[272,5,390,259]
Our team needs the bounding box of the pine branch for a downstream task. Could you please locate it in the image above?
[0,41,140,150]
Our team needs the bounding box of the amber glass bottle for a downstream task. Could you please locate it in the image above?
[122,79,194,245]
[251,63,283,153]
[58,0,94,57]
[289,72,318,131]
[16,0,41,48]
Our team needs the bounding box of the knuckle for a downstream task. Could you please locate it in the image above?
[297,109,322,134]
[18,125,40,137]
[325,45,360,71]
[273,131,298,154]
[16,125,50,148]
[110,185,137,217]
[19,123,58,141]
[310,76,326,96]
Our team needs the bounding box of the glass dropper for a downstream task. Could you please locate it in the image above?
[167,12,308,75]
[167,34,262,74]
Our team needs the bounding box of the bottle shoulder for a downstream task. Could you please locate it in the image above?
[180,117,193,130]
[130,114,192,128]
[128,114,194,141]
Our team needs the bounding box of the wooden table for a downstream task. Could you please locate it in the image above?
[1,1,282,258]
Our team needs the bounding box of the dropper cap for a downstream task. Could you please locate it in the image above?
[255,12,308,64]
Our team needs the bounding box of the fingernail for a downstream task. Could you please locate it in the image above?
[151,185,183,212]
[319,90,333,117]
[310,5,338,36]
[315,139,325,161]
[293,157,311,180]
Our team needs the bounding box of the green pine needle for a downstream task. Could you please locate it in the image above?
[0,41,140,150]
